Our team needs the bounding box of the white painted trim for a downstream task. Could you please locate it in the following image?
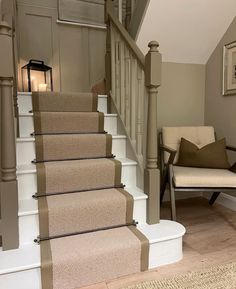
[19,112,117,117]
[56,20,107,30]
[17,135,126,143]
[18,92,108,98]
[204,192,236,211]
[17,92,32,95]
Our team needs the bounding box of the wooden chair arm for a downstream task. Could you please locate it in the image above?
[226,145,236,152]
[160,145,177,165]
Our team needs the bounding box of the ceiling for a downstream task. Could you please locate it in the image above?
[137,0,236,64]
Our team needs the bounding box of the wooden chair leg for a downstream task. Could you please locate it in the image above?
[169,185,176,221]
[160,172,168,204]
[168,165,176,221]
[209,192,221,205]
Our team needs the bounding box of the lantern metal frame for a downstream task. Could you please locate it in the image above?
[21,59,53,92]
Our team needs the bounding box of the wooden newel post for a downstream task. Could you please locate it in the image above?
[0,20,19,250]
[144,41,162,224]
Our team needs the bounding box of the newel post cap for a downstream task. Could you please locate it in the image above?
[145,41,162,87]
[148,41,159,52]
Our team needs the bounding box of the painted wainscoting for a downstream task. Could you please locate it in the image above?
[17,0,106,92]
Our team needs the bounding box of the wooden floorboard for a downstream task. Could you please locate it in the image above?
[80,197,236,289]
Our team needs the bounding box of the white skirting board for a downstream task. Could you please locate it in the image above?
[204,192,236,211]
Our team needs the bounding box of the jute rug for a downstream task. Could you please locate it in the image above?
[32,92,150,289]
[123,262,236,289]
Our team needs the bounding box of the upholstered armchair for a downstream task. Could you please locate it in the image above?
[159,126,236,220]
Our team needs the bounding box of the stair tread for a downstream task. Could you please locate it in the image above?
[18,92,108,98]
[19,112,117,117]
[17,157,137,174]
[18,187,147,216]
[137,221,186,244]
[16,134,126,142]
[0,221,185,275]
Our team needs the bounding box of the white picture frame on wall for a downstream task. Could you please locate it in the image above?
[223,41,236,96]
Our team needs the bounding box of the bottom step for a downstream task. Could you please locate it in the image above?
[0,220,185,289]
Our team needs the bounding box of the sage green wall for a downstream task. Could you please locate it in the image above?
[17,0,106,92]
[205,17,236,157]
[157,62,206,130]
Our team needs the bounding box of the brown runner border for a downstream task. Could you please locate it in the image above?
[36,163,46,195]
[92,93,98,112]
[33,112,42,134]
[35,135,44,161]
[32,92,40,112]
[118,188,134,223]
[128,226,149,272]
[40,240,53,289]
[98,112,104,132]
[106,134,112,156]
[38,197,50,238]
[112,159,122,186]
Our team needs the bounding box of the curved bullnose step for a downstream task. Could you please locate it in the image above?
[0,221,185,289]
[40,226,149,289]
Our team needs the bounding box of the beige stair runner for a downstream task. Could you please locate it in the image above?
[34,111,104,134]
[35,134,112,161]
[38,188,133,238]
[32,92,149,289]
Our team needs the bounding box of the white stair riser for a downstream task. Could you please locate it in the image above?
[17,173,37,200]
[19,214,39,246]
[17,94,107,114]
[17,141,35,165]
[0,236,183,289]
[112,138,126,158]
[148,237,183,268]
[16,137,126,165]
[17,164,136,200]
[97,97,107,114]
[18,198,146,246]
[122,165,136,187]
[19,114,117,137]
[0,268,41,289]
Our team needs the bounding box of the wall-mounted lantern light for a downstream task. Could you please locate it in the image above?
[21,59,53,92]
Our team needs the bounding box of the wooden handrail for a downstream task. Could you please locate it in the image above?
[128,0,150,40]
[106,0,145,68]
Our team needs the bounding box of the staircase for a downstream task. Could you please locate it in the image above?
[0,91,185,289]
[0,1,186,288]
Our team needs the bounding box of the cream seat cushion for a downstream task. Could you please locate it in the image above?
[173,166,236,188]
